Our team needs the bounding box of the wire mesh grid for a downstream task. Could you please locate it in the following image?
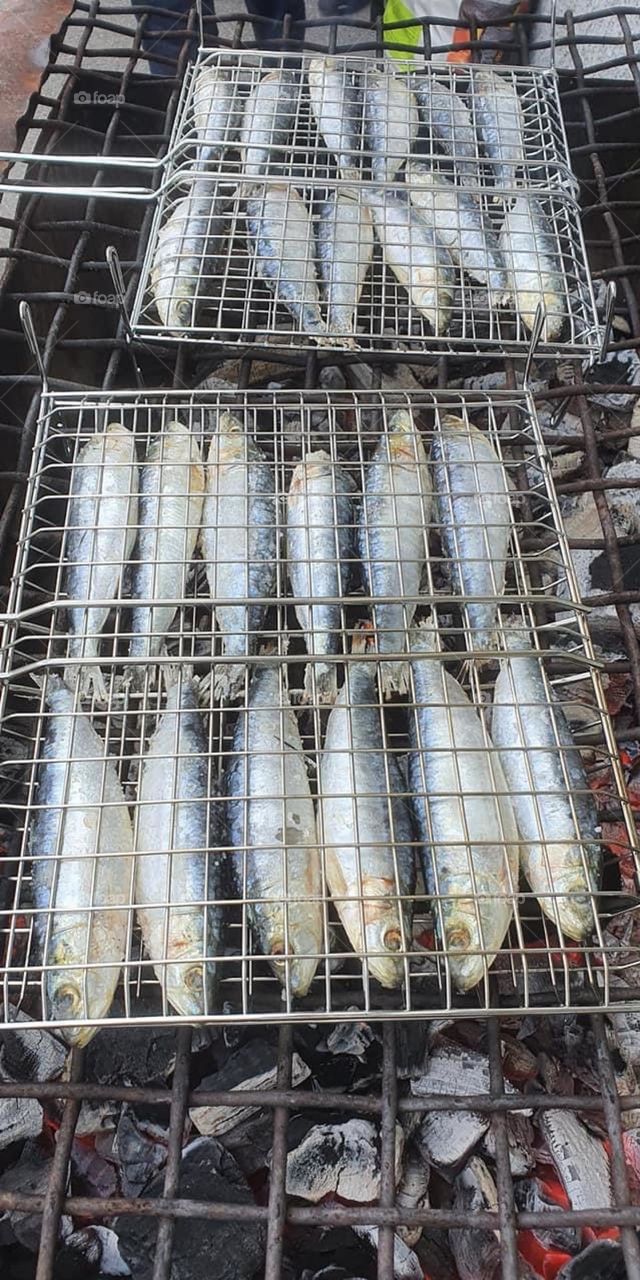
[0,386,637,1041]
[127,50,601,359]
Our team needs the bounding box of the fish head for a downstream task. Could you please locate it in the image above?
[363,916,407,989]
[165,960,211,1019]
[540,867,595,942]
[439,899,496,994]
[265,919,320,1000]
[46,965,111,1047]
[167,293,197,334]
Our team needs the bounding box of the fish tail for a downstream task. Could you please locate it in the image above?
[70,663,108,703]
[304,661,337,705]
[213,661,247,703]
[380,659,410,699]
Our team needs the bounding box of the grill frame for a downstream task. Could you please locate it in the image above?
[0,6,639,1280]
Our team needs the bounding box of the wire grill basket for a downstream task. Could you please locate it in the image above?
[126,50,601,360]
[0,387,637,1040]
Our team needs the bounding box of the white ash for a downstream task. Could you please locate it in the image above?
[353,1226,423,1279]
[0,1095,43,1152]
[450,1156,500,1280]
[478,1111,536,1177]
[538,1110,613,1211]
[285,1118,404,1204]
[56,1226,131,1277]
[191,1044,310,1138]
[395,1148,430,1247]
[317,1019,377,1061]
[560,454,640,626]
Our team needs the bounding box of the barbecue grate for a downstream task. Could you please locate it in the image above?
[126,49,603,359]
[0,7,639,1280]
[0,385,636,1037]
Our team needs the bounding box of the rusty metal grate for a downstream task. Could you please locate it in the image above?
[0,5,639,1280]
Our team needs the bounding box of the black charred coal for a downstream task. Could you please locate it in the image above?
[190,1037,310,1138]
[83,1021,213,1087]
[556,1238,628,1280]
[0,1141,70,1253]
[115,1137,266,1280]
[107,1106,168,1197]
[0,1008,66,1083]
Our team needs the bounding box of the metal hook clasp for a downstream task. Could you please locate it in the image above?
[598,279,616,364]
[19,301,47,393]
[106,246,133,339]
[522,302,546,390]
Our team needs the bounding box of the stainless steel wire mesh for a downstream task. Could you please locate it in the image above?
[128,50,601,359]
[0,387,637,1039]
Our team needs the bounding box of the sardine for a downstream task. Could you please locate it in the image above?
[451,1157,501,1280]
[413,74,477,184]
[134,677,223,1018]
[357,408,431,697]
[202,411,277,702]
[31,675,134,1045]
[286,449,358,704]
[226,664,323,997]
[431,414,512,656]
[499,195,566,340]
[471,68,526,191]
[127,422,205,687]
[407,164,510,305]
[408,618,520,992]
[539,1110,612,1211]
[317,192,374,342]
[363,70,419,183]
[64,423,138,701]
[308,56,362,181]
[246,183,327,341]
[240,68,299,180]
[318,632,416,989]
[364,187,455,334]
[191,64,241,164]
[150,179,228,333]
[491,625,601,941]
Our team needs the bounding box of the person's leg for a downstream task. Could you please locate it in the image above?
[135,0,215,76]
[244,0,306,44]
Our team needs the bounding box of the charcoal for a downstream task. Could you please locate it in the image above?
[0,1095,43,1151]
[115,1137,265,1280]
[70,1136,119,1199]
[217,1110,274,1178]
[352,1227,422,1279]
[109,1106,168,1197]
[414,1230,458,1280]
[285,1119,403,1203]
[0,1007,66,1082]
[538,1110,612,1211]
[395,1148,430,1246]
[299,1270,367,1280]
[557,1239,627,1280]
[190,1039,310,1137]
[0,1141,71,1252]
[74,1099,118,1138]
[317,1020,376,1061]
[450,1156,500,1280]
[84,1022,213,1086]
[54,1226,130,1278]
[479,1111,536,1177]
[514,1178,580,1255]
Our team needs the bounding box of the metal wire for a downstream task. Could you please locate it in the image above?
[0,386,636,1036]
[127,49,601,359]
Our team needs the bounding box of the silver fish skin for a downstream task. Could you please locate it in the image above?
[431,413,512,656]
[319,641,416,989]
[202,411,277,702]
[357,408,431,697]
[498,195,566,340]
[64,423,138,702]
[135,677,223,1018]
[308,56,362,181]
[31,675,134,1046]
[150,179,228,333]
[286,449,357,704]
[240,68,299,180]
[451,1157,501,1280]
[491,625,601,941]
[539,1110,612,1211]
[413,74,478,184]
[408,619,520,993]
[363,70,419,183]
[191,65,241,165]
[317,192,374,343]
[364,187,454,334]
[407,163,510,305]
[226,664,323,998]
[246,183,327,341]
[127,422,204,687]
[471,68,526,191]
